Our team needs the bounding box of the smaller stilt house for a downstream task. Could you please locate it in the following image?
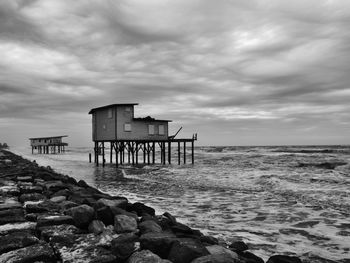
[29,135,68,154]
[89,103,197,166]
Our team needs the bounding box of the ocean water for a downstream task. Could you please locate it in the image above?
[12,145,350,262]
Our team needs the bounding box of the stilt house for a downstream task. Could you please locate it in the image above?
[89,103,197,166]
[29,135,68,154]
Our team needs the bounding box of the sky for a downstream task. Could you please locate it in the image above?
[0,0,350,147]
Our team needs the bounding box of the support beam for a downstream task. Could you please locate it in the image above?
[183,142,186,164]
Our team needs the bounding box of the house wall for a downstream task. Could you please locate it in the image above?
[93,107,117,141]
[92,105,169,141]
[30,138,63,146]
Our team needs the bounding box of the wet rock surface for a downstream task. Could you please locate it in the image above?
[0,149,306,262]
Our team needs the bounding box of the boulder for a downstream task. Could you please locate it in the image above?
[19,185,43,194]
[50,195,66,203]
[39,224,80,243]
[163,212,177,224]
[0,231,39,254]
[16,176,33,182]
[52,232,117,263]
[168,238,210,263]
[140,232,177,259]
[110,206,138,220]
[114,214,138,233]
[19,193,45,203]
[139,220,163,234]
[0,242,56,262]
[59,200,79,210]
[111,234,138,261]
[44,180,67,192]
[96,206,115,226]
[0,222,37,235]
[267,255,302,263]
[25,200,60,213]
[199,236,219,245]
[229,241,249,253]
[239,251,264,263]
[36,214,74,228]
[65,204,95,229]
[129,202,155,216]
[128,250,172,263]
[0,208,25,225]
[191,254,237,263]
[96,198,128,210]
[0,200,22,211]
[206,245,238,260]
[88,220,105,235]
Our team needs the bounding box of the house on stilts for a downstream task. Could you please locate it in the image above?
[29,135,68,154]
[89,103,197,166]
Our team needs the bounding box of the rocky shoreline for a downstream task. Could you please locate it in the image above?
[0,150,303,263]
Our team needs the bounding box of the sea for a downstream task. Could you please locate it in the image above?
[11,145,350,263]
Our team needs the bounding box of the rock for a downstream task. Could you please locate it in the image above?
[19,185,43,194]
[191,254,237,263]
[239,251,264,263]
[200,236,219,245]
[130,202,155,216]
[50,188,71,198]
[96,198,128,210]
[140,232,177,259]
[0,200,22,211]
[50,195,66,203]
[0,242,56,262]
[19,193,45,203]
[59,200,79,210]
[88,220,105,235]
[39,224,81,243]
[52,233,117,263]
[267,255,302,263]
[110,206,138,220]
[206,245,239,260]
[168,238,210,263]
[97,227,118,247]
[111,234,139,261]
[229,241,249,253]
[25,200,60,213]
[163,212,177,224]
[128,250,172,263]
[0,231,39,254]
[0,222,37,235]
[16,176,33,182]
[114,214,138,233]
[0,208,25,225]
[65,204,95,229]
[36,214,74,228]
[171,222,202,237]
[96,206,115,226]
[139,220,163,234]
[44,180,67,192]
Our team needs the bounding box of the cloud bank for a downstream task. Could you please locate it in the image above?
[0,0,349,146]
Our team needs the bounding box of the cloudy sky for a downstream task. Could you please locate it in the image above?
[1,0,350,147]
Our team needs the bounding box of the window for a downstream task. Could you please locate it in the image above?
[124,123,131,132]
[159,125,165,135]
[107,108,113,118]
[148,124,155,135]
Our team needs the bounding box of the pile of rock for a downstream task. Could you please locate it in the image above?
[0,150,303,263]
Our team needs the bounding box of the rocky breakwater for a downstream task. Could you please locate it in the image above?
[0,150,303,263]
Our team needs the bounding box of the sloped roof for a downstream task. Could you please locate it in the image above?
[29,135,68,140]
[88,103,138,114]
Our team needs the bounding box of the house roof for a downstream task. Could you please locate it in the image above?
[29,135,68,140]
[133,117,172,122]
[88,103,138,114]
